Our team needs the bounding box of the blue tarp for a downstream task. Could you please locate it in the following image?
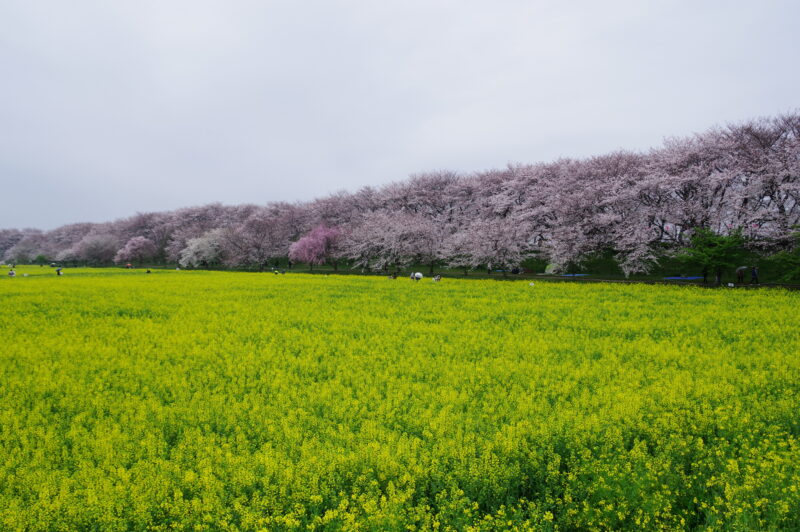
[663,276,704,280]
[560,274,589,277]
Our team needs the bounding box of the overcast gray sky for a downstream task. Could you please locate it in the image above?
[1,0,798,230]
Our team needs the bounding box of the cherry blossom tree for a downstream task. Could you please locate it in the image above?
[0,229,32,261]
[2,230,44,264]
[111,212,174,262]
[342,212,409,272]
[55,246,81,265]
[342,212,448,273]
[179,228,225,268]
[447,218,529,273]
[220,208,296,270]
[76,234,120,265]
[288,225,343,270]
[1,111,796,275]
[114,236,158,265]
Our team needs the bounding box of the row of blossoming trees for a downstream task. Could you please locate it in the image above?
[2,113,798,275]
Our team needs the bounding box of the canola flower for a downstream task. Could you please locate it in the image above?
[1,267,799,530]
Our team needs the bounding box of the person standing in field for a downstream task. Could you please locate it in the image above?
[750,266,759,284]
[736,266,748,284]
[8,269,15,278]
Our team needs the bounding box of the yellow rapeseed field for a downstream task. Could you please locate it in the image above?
[1,267,799,530]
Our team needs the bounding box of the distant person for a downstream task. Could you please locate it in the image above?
[8,270,15,278]
[414,272,423,281]
[146,269,151,274]
[735,265,748,284]
[433,275,441,282]
[750,266,759,285]
[56,268,63,276]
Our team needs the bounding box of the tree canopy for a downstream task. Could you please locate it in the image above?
[2,112,798,276]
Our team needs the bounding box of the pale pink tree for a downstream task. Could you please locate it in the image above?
[342,212,409,272]
[1,110,796,275]
[2,231,45,264]
[55,246,81,264]
[38,223,95,260]
[76,234,120,265]
[164,204,258,262]
[717,115,800,245]
[0,229,24,254]
[220,207,296,270]
[114,236,158,265]
[342,212,448,273]
[110,212,175,262]
[447,218,529,274]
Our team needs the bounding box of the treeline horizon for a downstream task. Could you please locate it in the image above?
[2,111,798,276]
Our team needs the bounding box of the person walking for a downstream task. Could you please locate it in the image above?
[750,266,759,285]
[735,266,748,284]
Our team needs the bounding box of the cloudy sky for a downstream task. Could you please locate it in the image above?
[1,1,798,230]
